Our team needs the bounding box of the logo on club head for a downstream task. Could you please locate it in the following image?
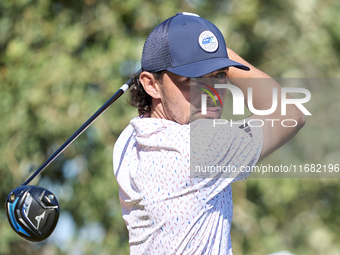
[23,194,33,217]
[35,211,46,230]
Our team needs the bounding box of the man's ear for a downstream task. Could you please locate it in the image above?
[139,71,162,99]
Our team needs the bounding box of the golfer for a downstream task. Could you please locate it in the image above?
[114,12,305,255]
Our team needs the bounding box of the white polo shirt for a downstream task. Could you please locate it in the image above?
[113,116,263,255]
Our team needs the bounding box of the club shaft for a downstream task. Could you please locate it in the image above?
[21,71,140,186]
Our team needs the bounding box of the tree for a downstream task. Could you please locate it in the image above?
[1,0,339,254]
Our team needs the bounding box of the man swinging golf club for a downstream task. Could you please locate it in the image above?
[114,12,305,254]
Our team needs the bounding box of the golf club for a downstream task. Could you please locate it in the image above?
[6,185,59,242]
[6,69,141,242]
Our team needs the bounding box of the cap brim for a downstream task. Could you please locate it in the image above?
[166,58,250,78]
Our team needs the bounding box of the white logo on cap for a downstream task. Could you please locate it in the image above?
[198,31,218,53]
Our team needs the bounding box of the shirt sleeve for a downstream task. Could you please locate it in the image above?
[190,118,263,182]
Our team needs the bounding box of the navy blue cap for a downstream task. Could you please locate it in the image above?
[141,12,250,78]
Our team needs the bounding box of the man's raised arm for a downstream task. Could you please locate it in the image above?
[227,48,306,161]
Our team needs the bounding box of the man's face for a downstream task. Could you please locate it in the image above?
[158,68,229,124]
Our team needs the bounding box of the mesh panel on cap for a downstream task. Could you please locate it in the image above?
[141,16,174,72]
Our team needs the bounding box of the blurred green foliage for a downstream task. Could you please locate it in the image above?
[1,0,339,254]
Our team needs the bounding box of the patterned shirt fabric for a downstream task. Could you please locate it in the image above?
[113,116,263,255]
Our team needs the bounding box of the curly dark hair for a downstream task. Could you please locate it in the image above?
[128,71,164,115]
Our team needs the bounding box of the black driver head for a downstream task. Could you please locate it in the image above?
[6,186,59,242]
